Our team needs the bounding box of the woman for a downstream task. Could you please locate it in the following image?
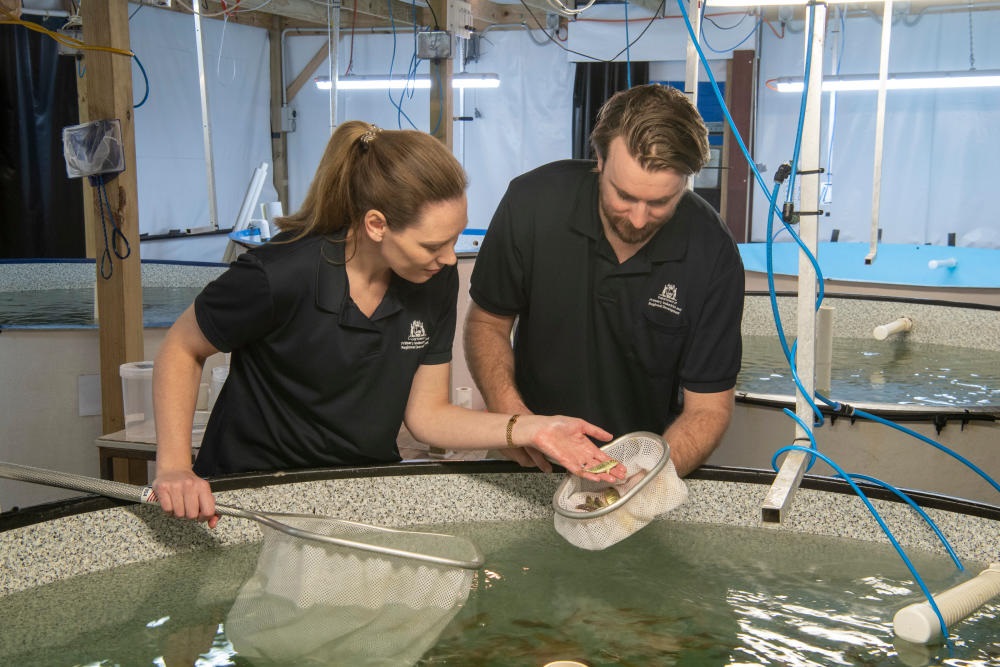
[152,121,623,527]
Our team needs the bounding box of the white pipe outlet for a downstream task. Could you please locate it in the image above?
[873,317,913,341]
[928,258,958,270]
[893,563,1000,645]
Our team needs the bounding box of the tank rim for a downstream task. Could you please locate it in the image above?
[3,463,998,532]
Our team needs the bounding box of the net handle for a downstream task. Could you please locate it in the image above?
[552,431,671,519]
[218,505,484,569]
[0,460,484,570]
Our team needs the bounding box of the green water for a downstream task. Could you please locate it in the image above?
[739,336,1000,407]
[1,520,997,666]
[0,287,202,328]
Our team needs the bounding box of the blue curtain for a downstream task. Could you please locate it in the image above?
[0,17,84,258]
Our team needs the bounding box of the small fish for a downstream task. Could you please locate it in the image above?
[575,487,621,512]
[585,459,621,474]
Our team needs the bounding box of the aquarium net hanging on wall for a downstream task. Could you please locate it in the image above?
[225,514,478,664]
[62,119,125,178]
[552,432,689,551]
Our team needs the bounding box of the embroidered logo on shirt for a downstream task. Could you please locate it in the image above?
[401,319,430,350]
[648,283,682,315]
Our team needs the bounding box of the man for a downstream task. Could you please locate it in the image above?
[464,84,744,476]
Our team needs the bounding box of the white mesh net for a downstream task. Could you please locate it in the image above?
[553,432,689,551]
[225,515,475,665]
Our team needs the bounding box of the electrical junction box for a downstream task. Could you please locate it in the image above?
[56,25,82,56]
[56,14,83,57]
[417,30,452,60]
[280,105,296,133]
[447,0,473,39]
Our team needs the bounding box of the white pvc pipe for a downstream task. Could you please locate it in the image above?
[684,0,701,122]
[761,2,827,524]
[864,0,894,265]
[326,0,341,136]
[262,201,283,224]
[893,564,1000,644]
[233,163,269,233]
[815,305,834,393]
[928,258,958,269]
[873,317,913,340]
[193,4,219,231]
[18,7,72,17]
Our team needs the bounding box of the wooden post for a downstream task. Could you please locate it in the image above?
[427,0,453,149]
[268,15,289,209]
[80,0,145,436]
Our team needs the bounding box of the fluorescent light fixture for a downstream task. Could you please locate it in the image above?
[452,73,501,89]
[318,76,427,91]
[773,70,1000,93]
[705,0,854,5]
[315,73,500,91]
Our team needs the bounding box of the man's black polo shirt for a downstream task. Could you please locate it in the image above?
[192,232,457,475]
[470,160,744,436]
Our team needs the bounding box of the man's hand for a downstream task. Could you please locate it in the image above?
[492,444,554,471]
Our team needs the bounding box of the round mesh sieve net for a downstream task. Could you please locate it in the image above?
[553,432,689,551]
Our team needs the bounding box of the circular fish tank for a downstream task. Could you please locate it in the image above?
[712,293,1000,507]
[1,463,998,665]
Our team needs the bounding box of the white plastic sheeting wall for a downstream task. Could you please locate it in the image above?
[128,7,277,261]
[124,4,1000,263]
[754,9,1000,248]
[284,28,575,235]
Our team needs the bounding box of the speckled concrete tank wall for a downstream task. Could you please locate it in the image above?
[2,464,999,597]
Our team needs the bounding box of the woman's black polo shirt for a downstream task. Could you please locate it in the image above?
[470,160,744,437]
[192,232,457,475]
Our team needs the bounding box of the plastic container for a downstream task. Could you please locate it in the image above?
[120,361,155,440]
[253,218,271,242]
[208,364,230,411]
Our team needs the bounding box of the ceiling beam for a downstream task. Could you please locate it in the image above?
[194,0,422,28]
[175,0,550,32]
[469,0,549,25]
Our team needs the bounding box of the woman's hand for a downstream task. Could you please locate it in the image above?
[493,411,554,470]
[151,469,219,528]
[515,415,626,482]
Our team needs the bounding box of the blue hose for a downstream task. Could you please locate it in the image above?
[675,0,988,649]
[772,442,953,646]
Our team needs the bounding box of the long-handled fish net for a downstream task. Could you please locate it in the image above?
[0,461,482,665]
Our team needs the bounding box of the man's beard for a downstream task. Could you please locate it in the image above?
[600,193,670,245]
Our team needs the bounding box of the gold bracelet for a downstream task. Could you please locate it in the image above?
[505,414,520,448]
